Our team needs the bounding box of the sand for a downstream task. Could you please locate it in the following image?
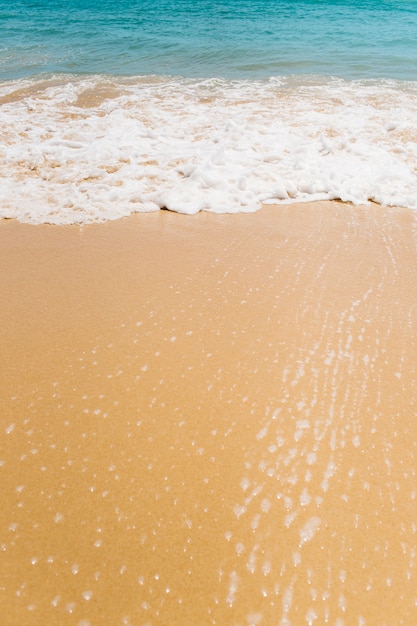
[1,201,417,625]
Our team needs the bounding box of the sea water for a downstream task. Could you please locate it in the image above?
[1,0,417,223]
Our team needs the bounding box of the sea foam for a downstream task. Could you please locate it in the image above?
[1,75,417,224]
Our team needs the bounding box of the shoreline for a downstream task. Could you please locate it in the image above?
[1,201,417,625]
[3,75,417,222]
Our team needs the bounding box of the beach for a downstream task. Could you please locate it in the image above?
[1,200,417,624]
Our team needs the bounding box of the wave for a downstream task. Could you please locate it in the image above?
[1,74,417,224]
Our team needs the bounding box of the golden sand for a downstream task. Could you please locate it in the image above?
[1,201,417,625]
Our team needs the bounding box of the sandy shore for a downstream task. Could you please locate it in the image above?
[1,201,417,625]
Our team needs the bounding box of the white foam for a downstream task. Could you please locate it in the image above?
[233,504,247,519]
[240,477,250,491]
[256,424,269,440]
[300,488,311,506]
[2,75,417,224]
[306,452,317,465]
[261,498,271,513]
[306,608,318,625]
[247,613,263,626]
[226,571,239,606]
[82,591,93,601]
[299,517,322,545]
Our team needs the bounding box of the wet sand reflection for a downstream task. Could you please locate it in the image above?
[1,202,417,625]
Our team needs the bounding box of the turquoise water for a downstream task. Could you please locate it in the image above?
[2,0,417,80]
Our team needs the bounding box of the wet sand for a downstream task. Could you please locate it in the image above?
[1,201,417,625]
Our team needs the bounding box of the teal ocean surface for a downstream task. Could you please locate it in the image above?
[1,0,417,223]
[2,0,417,80]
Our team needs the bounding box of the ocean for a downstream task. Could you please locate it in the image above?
[1,0,417,223]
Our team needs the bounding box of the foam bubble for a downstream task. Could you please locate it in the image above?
[299,517,322,546]
[226,571,239,606]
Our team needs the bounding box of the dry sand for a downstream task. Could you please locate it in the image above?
[1,201,417,625]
